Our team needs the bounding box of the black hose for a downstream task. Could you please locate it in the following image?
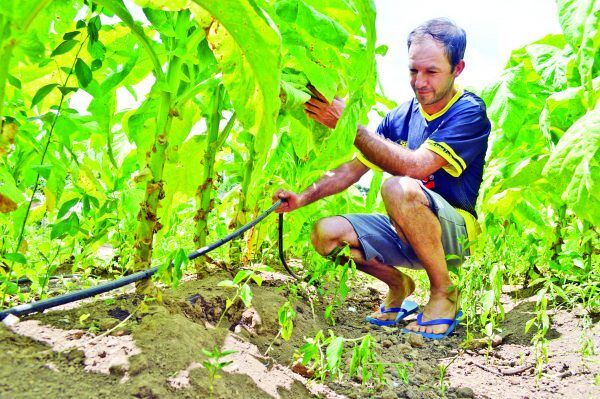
[1,199,297,321]
[0,266,160,321]
[279,213,300,280]
[187,200,282,261]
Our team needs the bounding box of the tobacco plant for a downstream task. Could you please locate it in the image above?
[463,0,600,369]
[0,0,378,304]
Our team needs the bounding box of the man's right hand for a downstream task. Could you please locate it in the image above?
[273,189,303,213]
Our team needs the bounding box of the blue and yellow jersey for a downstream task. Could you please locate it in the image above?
[357,88,491,219]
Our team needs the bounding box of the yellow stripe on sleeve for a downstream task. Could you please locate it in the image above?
[356,152,383,172]
[424,139,466,177]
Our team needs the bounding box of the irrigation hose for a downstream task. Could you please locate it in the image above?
[0,199,299,321]
[279,213,300,280]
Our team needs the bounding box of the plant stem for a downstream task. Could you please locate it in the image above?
[174,76,211,107]
[132,44,181,291]
[229,138,255,262]
[1,36,89,307]
[131,89,173,287]
[264,331,281,355]
[194,85,223,259]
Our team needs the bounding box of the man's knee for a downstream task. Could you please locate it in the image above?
[381,176,426,208]
[311,217,351,257]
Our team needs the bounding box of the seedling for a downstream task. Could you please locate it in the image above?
[525,284,550,378]
[579,315,595,359]
[265,299,296,355]
[306,244,357,326]
[201,346,236,399]
[216,265,274,327]
[394,361,413,385]
[295,330,390,386]
[437,354,459,397]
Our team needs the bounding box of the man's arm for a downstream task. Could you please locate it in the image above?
[304,91,447,180]
[355,125,447,180]
[274,158,369,213]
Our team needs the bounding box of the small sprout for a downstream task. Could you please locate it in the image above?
[202,346,236,399]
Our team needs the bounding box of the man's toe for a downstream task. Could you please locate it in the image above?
[370,311,393,321]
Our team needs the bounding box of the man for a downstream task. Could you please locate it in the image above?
[273,18,490,339]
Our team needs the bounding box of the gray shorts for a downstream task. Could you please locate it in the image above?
[340,186,468,270]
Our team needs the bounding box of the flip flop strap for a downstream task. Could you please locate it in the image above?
[416,312,454,326]
[379,304,404,314]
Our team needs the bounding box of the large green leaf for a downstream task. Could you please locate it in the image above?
[278,112,314,161]
[556,0,600,107]
[523,35,570,91]
[277,0,348,49]
[192,0,281,155]
[277,0,377,174]
[577,0,600,108]
[276,0,349,101]
[556,0,595,51]
[539,84,587,142]
[480,65,530,142]
[543,107,600,224]
[280,79,311,110]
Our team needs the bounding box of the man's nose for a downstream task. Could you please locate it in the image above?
[414,73,427,88]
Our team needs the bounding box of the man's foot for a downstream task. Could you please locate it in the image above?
[404,289,459,334]
[368,272,416,322]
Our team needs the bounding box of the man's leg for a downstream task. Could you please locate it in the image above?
[311,216,415,321]
[380,176,458,335]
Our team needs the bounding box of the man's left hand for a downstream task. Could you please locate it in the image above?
[304,86,345,129]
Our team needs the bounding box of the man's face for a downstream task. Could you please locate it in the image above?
[408,38,461,108]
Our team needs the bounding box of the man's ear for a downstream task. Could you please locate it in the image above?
[453,60,465,77]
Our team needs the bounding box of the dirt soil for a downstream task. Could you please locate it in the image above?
[1,268,598,399]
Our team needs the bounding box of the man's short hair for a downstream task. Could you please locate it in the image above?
[407,18,467,69]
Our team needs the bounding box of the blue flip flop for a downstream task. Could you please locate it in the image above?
[366,299,419,326]
[401,310,463,340]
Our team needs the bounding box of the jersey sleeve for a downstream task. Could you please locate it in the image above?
[422,105,490,177]
[375,111,391,136]
[356,104,409,171]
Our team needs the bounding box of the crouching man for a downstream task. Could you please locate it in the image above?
[274,18,490,339]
